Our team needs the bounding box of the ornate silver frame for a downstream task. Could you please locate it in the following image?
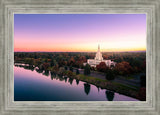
[0,0,160,115]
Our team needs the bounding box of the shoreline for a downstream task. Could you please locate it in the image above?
[14,63,140,100]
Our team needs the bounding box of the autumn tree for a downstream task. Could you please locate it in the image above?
[42,63,50,70]
[69,57,75,66]
[115,61,132,75]
[58,67,65,76]
[96,62,109,73]
[51,64,59,73]
[79,56,86,62]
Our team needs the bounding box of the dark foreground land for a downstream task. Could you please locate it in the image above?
[14,52,146,101]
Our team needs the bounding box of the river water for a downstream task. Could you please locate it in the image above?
[14,66,138,101]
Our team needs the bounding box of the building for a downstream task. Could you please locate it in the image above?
[84,45,116,67]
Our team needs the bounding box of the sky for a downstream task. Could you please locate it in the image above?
[14,14,146,52]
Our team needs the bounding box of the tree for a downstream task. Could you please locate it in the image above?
[84,64,90,75]
[44,58,48,62]
[67,71,74,77]
[96,62,109,72]
[76,69,80,75]
[69,66,73,72]
[42,63,50,70]
[115,61,132,75]
[106,69,115,80]
[137,87,146,101]
[140,75,146,87]
[58,67,65,76]
[90,67,96,71]
[24,58,34,65]
[50,58,54,67]
[65,66,68,70]
[69,57,75,66]
[51,64,59,73]
[34,59,41,67]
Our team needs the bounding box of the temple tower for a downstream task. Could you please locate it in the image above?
[95,45,103,61]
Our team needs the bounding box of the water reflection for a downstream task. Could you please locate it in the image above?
[68,78,74,85]
[84,83,91,95]
[43,70,49,76]
[51,72,57,80]
[15,64,115,99]
[76,79,79,85]
[36,69,43,73]
[59,75,65,82]
[64,77,67,83]
[15,64,35,71]
[96,86,100,92]
[24,66,34,71]
[105,90,115,101]
[14,64,138,101]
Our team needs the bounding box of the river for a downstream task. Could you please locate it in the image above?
[14,66,138,101]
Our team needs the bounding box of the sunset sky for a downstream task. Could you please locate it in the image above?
[14,14,146,52]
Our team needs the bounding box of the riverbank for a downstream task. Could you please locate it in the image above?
[72,67,141,89]
[64,71,139,99]
[14,63,140,100]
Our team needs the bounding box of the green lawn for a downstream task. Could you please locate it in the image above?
[68,72,139,99]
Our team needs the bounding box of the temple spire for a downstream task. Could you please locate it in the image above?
[97,44,101,52]
[95,44,103,61]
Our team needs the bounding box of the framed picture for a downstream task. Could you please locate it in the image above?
[0,0,160,115]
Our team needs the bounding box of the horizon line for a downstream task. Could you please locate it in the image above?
[14,50,146,53]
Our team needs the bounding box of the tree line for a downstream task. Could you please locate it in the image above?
[14,52,146,77]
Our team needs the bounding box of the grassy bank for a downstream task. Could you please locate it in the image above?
[67,72,139,99]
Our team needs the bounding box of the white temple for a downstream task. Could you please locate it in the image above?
[84,45,116,67]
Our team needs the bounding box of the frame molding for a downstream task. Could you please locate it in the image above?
[0,0,160,115]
